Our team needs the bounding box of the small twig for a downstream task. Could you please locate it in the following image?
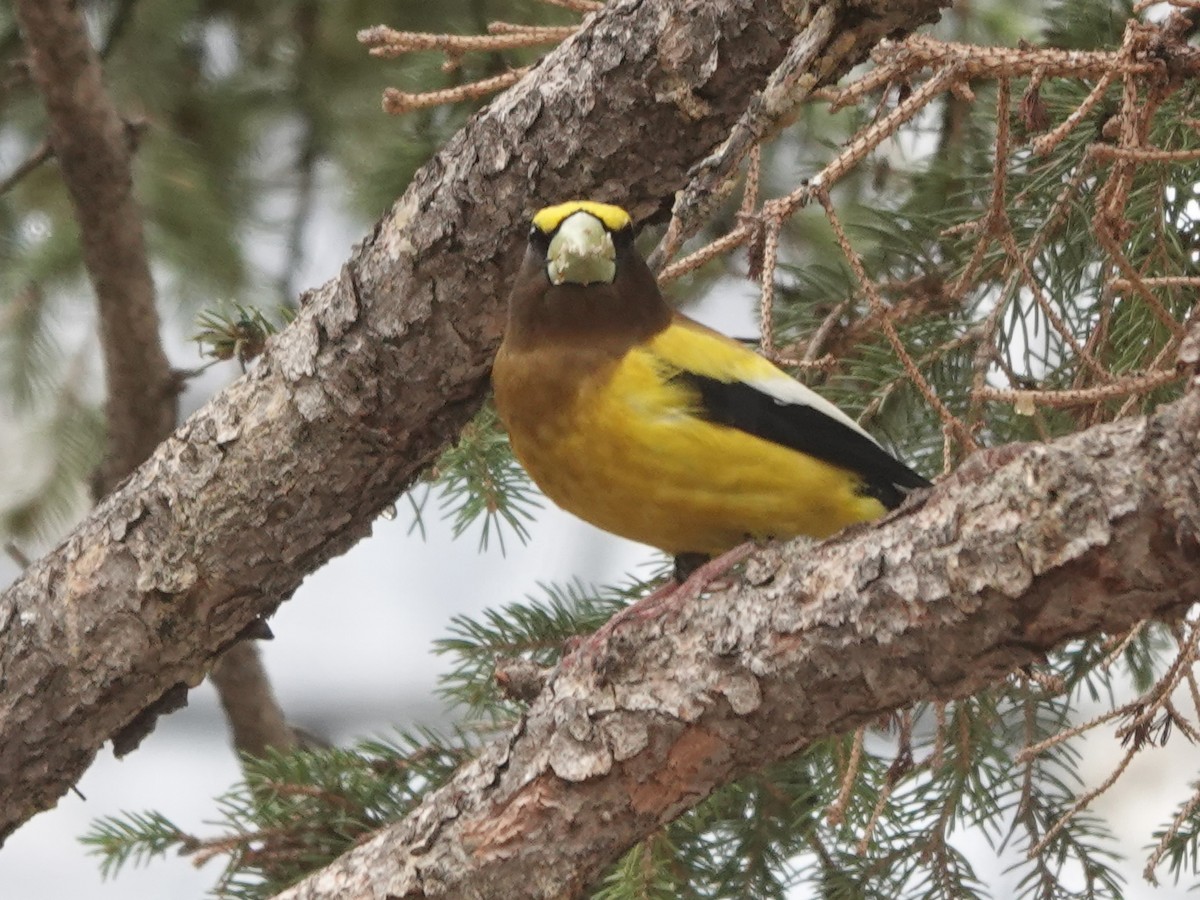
[757,211,783,356]
[382,69,529,114]
[826,726,865,827]
[1145,783,1200,884]
[3,541,32,569]
[1112,275,1200,292]
[1031,67,1118,156]
[1092,144,1200,162]
[1020,667,1066,695]
[976,369,1182,409]
[361,27,568,58]
[861,33,1162,86]
[1185,665,1200,730]
[1101,620,1149,671]
[650,3,839,270]
[739,144,762,219]
[858,776,900,854]
[997,225,1113,380]
[1093,220,1188,340]
[0,138,52,196]
[815,188,977,450]
[655,147,764,283]
[657,223,754,284]
[801,299,851,364]
[1017,704,1131,763]
[536,0,603,12]
[951,78,1014,296]
[813,63,965,198]
[1028,744,1139,858]
[1162,697,1200,743]
[965,159,1094,429]
[1018,690,1037,820]
[1114,320,1192,419]
[931,703,948,771]
[486,23,578,40]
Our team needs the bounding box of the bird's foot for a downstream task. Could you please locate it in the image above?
[583,542,757,650]
[671,543,757,605]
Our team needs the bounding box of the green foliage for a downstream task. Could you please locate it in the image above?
[1150,787,1200,887]
[193,302,293,364]
[421,404,541,554]
[1,366,104,540]
[82,728,474,899]
[594,830,695,900]
[82,810,195,879]
[435,576,656,716]
[0,0,567,544]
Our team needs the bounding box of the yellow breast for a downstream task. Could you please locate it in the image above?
[492,337,885,556]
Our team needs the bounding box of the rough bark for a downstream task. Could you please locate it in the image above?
[14,0,296,763]
[275,387,1200,900]
[0,0,949,843]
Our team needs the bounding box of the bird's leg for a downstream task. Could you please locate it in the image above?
[586,542,757,646]
[669,542,757,605]
[673,552,711,583]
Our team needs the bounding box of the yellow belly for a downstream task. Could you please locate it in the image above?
[493,345,885,556]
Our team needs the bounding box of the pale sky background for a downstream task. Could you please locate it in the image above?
[1,161,1197,899]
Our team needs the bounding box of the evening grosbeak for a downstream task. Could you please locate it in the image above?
[492,200,929,572]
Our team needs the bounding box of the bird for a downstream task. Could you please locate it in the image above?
[492,199,930,583]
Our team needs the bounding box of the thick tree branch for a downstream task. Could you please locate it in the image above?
[14,0,175,488]
[0,0,948,842]
[276,388,1200,900]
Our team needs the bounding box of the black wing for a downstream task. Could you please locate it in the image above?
[672,372,931,510]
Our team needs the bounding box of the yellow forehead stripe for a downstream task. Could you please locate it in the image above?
[532,200,631,235]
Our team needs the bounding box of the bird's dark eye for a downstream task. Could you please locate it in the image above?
[528,226,551,254]
[611,224,635,250]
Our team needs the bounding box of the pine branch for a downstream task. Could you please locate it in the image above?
[271,383,1200,898]
[430,404,540,553]
[81,730,474,897]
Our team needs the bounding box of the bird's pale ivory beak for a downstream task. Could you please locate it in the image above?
[546,212,616,285]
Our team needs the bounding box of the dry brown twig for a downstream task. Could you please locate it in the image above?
[647,17,1196,470]
[382,70,530,115]
[1024,623,1200,867]
[359,0,592,111]
[826,726,866,828]
[816,187,979,449]
[0,138,53,196]
[361,27,571,58]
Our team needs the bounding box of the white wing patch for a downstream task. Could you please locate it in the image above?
[644,318,883,448]
[744,370,881,447]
